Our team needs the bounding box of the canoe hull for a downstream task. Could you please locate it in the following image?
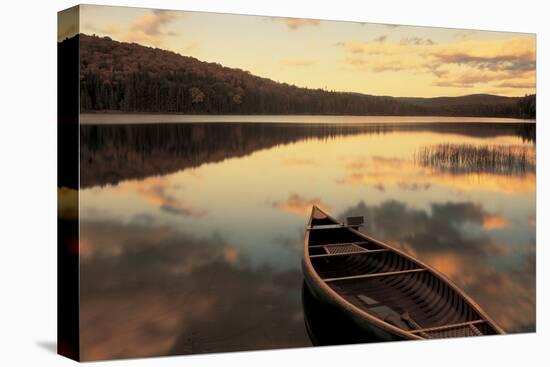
[302,259,406,342]
[302,206,505,342]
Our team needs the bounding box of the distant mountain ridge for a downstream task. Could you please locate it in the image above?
[397,94,515,105]
[396,94,535,118]
[62,34,535,118]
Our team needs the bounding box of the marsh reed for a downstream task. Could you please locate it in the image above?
[416,144,535,175]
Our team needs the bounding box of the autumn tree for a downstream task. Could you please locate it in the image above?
[72,34,535,118]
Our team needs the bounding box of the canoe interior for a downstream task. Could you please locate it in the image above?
[306,207,501,339]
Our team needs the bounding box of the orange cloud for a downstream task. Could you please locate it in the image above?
[271,194,330,216]
[431,38,535,68]
[424,253,462,278]
[433,71,500,87]
[116,177,207,217]
[223,247,240,265]
[418,250,534,332]
[339,37,535,68]
[336,37,536,93]
[496,81,537,89]
[482,214,510,230]
[131,10,177,36]
[122,10,179,46]
[433,69,535,88]
[282,18,320,30]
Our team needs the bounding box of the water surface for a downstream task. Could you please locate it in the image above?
[81,113,533,125]
[78,118,535,360]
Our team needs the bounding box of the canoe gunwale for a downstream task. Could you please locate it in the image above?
[409,319,485,334]
[303,205,506,339]
[323,268,427,283]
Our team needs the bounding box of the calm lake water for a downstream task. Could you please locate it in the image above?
[78,116,536,360]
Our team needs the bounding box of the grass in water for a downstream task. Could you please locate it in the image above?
[416,144,535,175]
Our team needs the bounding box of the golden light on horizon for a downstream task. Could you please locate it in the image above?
[68,4,536,98]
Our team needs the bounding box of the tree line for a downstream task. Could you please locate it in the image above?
[71,34,535,118]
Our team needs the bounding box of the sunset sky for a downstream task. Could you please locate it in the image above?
[67,5,535,97]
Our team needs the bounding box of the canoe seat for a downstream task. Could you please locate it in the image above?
[325,243,366,255]
[368,305,411,330]
[423,325,477,338]
[357,294,378,306]
[356,294,419,332]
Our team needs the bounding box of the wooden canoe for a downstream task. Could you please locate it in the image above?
[302,206,505,341]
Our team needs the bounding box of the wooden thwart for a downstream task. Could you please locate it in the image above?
[323,268,426,283]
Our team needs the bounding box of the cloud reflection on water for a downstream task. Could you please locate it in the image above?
[80,220,309,360]
[338,200,535,333]
[271,193,331,216]
[78,122,535,359]
[338,155,535,194]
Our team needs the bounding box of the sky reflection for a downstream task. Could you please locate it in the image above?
[79,121,535,359]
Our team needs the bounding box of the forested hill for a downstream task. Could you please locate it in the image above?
[66,34,535,118]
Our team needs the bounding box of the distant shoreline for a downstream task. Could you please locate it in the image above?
[80,113,535,125]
